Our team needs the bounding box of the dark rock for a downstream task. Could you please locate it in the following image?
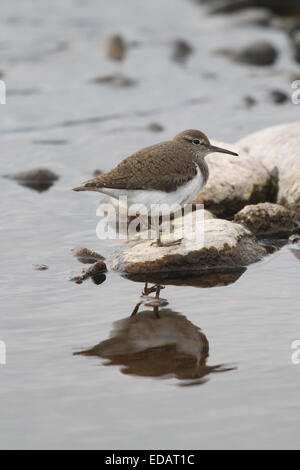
[171,39,193,63]
[234,202,294,235]
[234,40,278,66]
[269,89,289,104]
[4,168,59,192]
[104,34,126,61]
[70,260,107,284]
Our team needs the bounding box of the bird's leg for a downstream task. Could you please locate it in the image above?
[153,285,162,318]
[151,223,183,247]
[131,301,142,317]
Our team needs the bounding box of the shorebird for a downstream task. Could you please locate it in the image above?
[73,130,238,245]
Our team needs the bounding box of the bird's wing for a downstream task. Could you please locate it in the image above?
[81,141,197,192]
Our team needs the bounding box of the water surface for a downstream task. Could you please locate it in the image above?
[1,0,300,450]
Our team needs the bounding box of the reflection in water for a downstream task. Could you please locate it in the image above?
[125,267,246,288]
[75,283,234,386]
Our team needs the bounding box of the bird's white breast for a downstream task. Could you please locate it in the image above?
[99,165,204,210]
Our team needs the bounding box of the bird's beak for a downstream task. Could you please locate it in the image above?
[209,144,238,157]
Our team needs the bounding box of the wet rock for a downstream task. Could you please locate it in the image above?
[171,39,193,63]
[71,246,105,264]
[192,141,272,218]
[103,34,126,61]
[238,122,300,221]
[33,264,49,271]
[234,202,294,235]
[269,89,289,104]
[234,40,278,66]
[110,213,267,276]
[90,73,137,88]
[4,168,59,192]
[70,260,107,284]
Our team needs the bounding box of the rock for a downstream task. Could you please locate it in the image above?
[171,39,193,63]
[269,89,289,104]
[90,73,137,87]
[71,246,105,264]
[4,168,59,192]
[238,122,300,221]
[234,202,294,235]
[234,40,278,66]
[110,213,267,276]
[70,260,107,284]
[103,34,126,61]
[191,141,272,218]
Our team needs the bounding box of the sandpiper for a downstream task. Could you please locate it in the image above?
[73,130,238,244]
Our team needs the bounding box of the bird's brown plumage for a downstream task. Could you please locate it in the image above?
[73,130,210,193]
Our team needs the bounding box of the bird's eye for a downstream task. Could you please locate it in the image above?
[192,139,200,145]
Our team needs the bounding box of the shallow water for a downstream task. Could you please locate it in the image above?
[1,0,300,450]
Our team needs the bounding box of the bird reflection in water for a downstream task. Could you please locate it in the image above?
[75,282,234,386]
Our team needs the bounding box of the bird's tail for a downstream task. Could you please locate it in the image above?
[72,185,97,192]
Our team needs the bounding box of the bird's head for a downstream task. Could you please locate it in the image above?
[173,129,238,158]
